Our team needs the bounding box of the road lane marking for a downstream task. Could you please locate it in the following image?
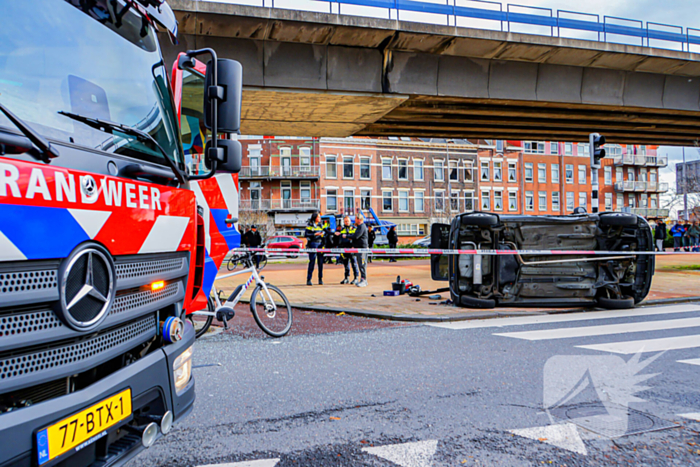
[197,459,280,467]
[577,334,700,354]
[679,413,700,422]
[494,317,700,341]
[509,423,587,455]
[362,440,438,467]
[426,305,700,330]
[677,358,700,366]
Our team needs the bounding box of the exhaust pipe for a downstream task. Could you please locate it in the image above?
[123,411,173,448]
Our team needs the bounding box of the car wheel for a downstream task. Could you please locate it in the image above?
[459,294,496,309]
[460,212,499,227]
[288,247,300,259]
[597,295,635,309]
[599,212,637,227]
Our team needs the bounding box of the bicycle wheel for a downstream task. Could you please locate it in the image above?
[256,254,268,271]
[227,253,244,271]
[186,297,214,339]
[250,284,292,337]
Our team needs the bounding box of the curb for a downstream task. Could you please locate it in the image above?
[291,296,700,323]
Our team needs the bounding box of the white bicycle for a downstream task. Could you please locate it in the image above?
[186,252,293,338]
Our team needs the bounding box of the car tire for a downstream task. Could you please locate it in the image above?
[287,247,300,259]
[459,294,496,309]
[599,212,637,227]
[597,295,635,309]
[460,212,499,227]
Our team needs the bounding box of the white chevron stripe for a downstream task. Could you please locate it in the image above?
[139,215,190,254]
[495,317,700,341]
[215,174,239,218]
[0,230,26,261]
[679,413,700,422]
[577,334,700,354]
[677,358,700,366]
[68,209,111,239]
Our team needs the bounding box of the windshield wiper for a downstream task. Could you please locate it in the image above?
[58,110,186,184]
[0,102,60,162]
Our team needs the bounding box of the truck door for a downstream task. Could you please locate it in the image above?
[430,223,451,281]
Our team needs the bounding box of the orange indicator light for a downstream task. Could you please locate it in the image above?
[151,280,165,291]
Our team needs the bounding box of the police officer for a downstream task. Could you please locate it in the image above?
[367,227,376,263]
[335,216,359,284]
[305,212,325,285]
[348,213,369,287]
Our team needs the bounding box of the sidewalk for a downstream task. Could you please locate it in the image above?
[215,256,700,322]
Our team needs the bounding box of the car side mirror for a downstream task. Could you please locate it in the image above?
[205,139,241,173]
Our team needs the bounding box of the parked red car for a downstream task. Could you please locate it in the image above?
[266,235,304,257]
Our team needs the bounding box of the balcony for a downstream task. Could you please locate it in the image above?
[621,207,670,218]
[634,181,646,191]
[240,199,321,212]
[613,154,634,165]
[612,154,667,167]
[614,181,635,192]
[614,181,669,193]
[239,166,320,179]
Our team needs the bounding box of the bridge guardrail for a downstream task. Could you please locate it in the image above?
[196,0,700,52]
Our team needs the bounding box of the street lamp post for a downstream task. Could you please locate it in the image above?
[683,147,689,221]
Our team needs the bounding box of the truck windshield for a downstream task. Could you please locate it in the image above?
[0,0,182,168]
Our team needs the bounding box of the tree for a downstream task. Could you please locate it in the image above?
[238,210,274,242]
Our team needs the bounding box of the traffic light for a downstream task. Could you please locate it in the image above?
[589,133,606,169]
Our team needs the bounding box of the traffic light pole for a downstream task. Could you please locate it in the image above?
[589,133,606,214]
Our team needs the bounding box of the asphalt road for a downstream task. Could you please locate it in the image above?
[130,303,700,467]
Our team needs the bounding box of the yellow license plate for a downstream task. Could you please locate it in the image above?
[36,389,132,465]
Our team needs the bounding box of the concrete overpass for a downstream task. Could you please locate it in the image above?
[162,0,700,145]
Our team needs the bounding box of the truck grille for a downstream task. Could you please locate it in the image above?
[112,282,179,314]
[0,315,156,391]
[0,309,62,338]
[116,257,186,281]
[0,269,57,294]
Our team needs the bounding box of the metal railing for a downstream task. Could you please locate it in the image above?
[614,181,635,192]
[240,199,272,211]
[612,154,667,167]
[197,0,700,52]
[240,199,322,211]
[239,166,321,178]
[621,207,670,218]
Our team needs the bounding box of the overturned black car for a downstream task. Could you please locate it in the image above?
[430,212,654,309]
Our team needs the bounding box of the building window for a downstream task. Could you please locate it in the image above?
[481,190,490,210]
[496,140,504,152]
[434,160,444,181]
[525,191,534,211]
[493,190,503,211]
[465,162,474,182]
[464,192,474,212]
[480,160,490,181]
[627,167,635,182]
[640,146,647,156]
[344,190,355,213]
[450,191,459,212]
[538,191,547,211]
[398,159,408,180]
[650,170,657,182]
[449,161,459,181]
[578,165,587,184]
[525,163,533,182]
[508,162,517,182]
[300,147,311,170]
[382,190,393,211]
[326,189,337,211]
[641,193,649,208]
[360,157,371,180]
[627,145,634,155]
[326,156,337,178]
[538,163,546,183]
[565,164,574,184]
[552,164,560,184]
[524,141,545,154]
[616,167,623,182]
[494,161,503,182]
[382,159,392,180]
[343,156,354,179]
[413,160,424,181]
[434,191,444,212]
[650,196,658,209]
[578,143,589,156]
[604,166,612,185]
[552,191,560,212]
[398,190,409,212]
[565,142,573,155]
[550,142,558,155]
[415,191,425,212]
[605,193,613,211]
[579,192,587,210]
[607,145,622,157]
[617,194,624,210]
[508,191,517,211]
[300,181,311,202]
[566,192,574,211]
[361,190,371,210]
[628,194,635,208]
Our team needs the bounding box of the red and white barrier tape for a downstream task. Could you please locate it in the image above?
[233,247,700,256]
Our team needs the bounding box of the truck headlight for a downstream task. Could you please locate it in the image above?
[173,345,193,394]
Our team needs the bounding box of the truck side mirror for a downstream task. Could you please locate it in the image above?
[205,139,241,173]
[204,58,242,134]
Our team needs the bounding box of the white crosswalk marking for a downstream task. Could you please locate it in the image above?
[577,334,700,354]
[427,305,700,330]
[677,358,700,366]
[197,459,280,467]
[495,317,700,341]
[679,413,700,422]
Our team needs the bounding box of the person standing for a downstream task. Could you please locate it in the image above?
[305,212,325,286]
[367,227,376,264]
[335,216,359,284]
[387,225,398,263]
[670,221,685,252]
[654,220,667,252]
[249,225,262,268]
[688,220,700,251]
[241,227,251,248]
[349,213,369,287]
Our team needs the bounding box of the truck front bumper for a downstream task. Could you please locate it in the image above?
[0,324,195,467]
